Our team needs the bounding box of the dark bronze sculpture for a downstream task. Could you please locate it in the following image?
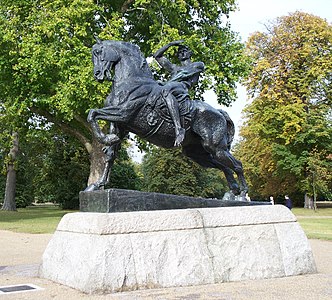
[86,39,248,199]
[153,40,204,146]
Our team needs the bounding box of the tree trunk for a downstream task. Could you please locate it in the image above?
[2,132,19,211]
[304,193,313,209]
[87,137,106,186]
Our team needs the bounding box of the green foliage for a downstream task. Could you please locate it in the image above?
[235,12,332,201]
[0,0,250,203]
[0,173,5,205]
[108,142,143,191]
[15,128,90,209]
[141,147,227,198]
[0,0,249,128]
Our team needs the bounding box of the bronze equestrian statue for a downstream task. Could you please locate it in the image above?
[86,39,248,199]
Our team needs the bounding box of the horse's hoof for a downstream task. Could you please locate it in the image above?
[222,191,236,201]
[104,134,120,146]
[84,184,100,192]
[174,128,185,147]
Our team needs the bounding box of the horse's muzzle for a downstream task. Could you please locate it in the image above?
[94,70,104,82]
[94,64,113,82]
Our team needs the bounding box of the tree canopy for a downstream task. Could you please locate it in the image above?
[0,0,250,191]
[235,12,332,203]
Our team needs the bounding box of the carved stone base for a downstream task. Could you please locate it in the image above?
[40,205,316,294]
[79,189,269,213]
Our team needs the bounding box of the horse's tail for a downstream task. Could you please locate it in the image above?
[218,109,235,150]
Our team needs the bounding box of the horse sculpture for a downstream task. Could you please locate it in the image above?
[86,39,248,198]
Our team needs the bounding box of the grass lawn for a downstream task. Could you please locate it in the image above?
[0,205,331,240]
[292,207,332,216]
[0,206,74,234]
[297,218,332,241]
[292,208,332,241]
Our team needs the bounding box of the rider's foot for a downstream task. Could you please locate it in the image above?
[104,134,120,146]
[174,128,186,147]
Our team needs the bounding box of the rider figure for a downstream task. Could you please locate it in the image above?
[153,40,205,146]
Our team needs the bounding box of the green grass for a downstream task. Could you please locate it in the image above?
[0,206,75,234]
[292,208,332,241]
[292,207,332,216]
[296,218,332,241]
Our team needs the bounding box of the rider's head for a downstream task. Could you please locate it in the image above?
[177,45,192,61]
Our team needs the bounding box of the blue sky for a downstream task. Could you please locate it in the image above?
[206,0,332,140]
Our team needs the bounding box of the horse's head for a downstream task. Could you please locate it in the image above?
[92,40,120,82]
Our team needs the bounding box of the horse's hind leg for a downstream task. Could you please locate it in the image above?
[183,144,240,194]
[209,144,248,195]
[192,115,248,194]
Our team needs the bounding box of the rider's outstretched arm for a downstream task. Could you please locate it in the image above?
[153,40,183,73]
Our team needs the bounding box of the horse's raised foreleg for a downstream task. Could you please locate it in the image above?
[85,123,122,191]
[87,108,121,146]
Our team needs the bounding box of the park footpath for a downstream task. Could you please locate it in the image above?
[0,229,332,300]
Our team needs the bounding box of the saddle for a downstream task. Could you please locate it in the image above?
[145,84,192,125]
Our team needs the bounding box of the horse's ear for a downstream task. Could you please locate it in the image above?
[94,33,102,44]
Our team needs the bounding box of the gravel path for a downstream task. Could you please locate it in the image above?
[1,230,331,299]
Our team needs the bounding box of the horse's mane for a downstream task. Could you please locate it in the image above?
[106,40,151,74]
[119,41,142,57]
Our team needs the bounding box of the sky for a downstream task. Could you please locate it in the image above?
[207,0,332,141]
[130,0,332,161]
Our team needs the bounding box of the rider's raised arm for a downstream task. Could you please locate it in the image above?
[154,56,174,73]
[153,40,184,73]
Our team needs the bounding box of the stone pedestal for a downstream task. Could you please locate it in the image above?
[40,205,316,294]
[79,188,270,213]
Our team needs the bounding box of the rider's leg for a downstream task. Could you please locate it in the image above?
[163,91,185,146]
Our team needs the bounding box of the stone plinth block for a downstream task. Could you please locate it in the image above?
[39,205,316,294]
[79,189,270,213]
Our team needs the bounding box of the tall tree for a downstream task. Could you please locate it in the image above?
[235,12,332,204]
[1,132,19,211]
[0,103,22,211]
[0,0,250,187]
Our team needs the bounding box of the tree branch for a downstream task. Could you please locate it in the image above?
[30,106,93,154]
[73,114,92,133]
[121,0,135,12]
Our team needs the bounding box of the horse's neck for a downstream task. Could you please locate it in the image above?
[115,56,152,81]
